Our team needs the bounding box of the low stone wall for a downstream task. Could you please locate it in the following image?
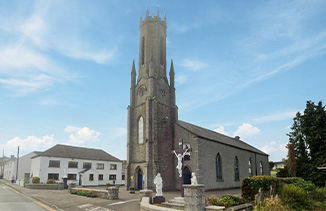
[25,183,59,190]
[70,187,119,200]
[140,197,178,211]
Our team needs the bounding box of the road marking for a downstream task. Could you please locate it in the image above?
[107,199,139,206]
[78,204,93,208]
[78,204,113,211]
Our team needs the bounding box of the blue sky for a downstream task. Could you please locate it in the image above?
[0,0,325,162]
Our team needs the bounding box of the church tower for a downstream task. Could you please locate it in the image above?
[126,7,178,190]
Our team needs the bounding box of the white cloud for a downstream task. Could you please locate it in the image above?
[65,126,101,144]
[0,135,56,155]
[253,111,297,123]
[233,123,260,140]
[270,141,276,145]
[176,74,188,84]
[262,145,277,154]
[214,125,228,136]
[279,143,287,151]
[19,15,48,48]
[107,128,127,141]
[179,58,208,71]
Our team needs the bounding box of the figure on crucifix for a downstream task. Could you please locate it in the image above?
[173,148,189,177]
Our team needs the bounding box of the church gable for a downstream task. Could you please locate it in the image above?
[177,120,267,155]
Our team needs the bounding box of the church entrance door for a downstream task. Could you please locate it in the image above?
[183,166,191,184]
[137,168,143,190]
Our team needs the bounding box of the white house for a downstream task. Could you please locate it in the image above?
[2,152,42,186]
[3,155,16,181]
[30,144,123,186]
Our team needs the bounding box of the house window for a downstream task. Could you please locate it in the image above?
[260,161,263,175]
[83,162,92,169]
[138,117,144,144]
[98,174,103,181]
[122,175,125,180]
[216,153,223,181]
[234,156,239,181]
[49,160,60,168]
[68,174,77,180]
[109,174,116,180]
[89,174,94,181]
[249,158,253,177]
[68,161,78,168]
[110,164,117,170]
[97,163,104,170]
[48,173,59,180]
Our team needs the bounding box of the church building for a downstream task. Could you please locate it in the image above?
[126,8,269,191]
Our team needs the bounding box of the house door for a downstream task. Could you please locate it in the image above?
[183,166,191,184]
[137,169,143,190]
[79,175,82,186]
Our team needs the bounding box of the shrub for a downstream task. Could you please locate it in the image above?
[241,176,280,202]
[280,184,311,210]
[206,195,219,206]
[310,187,326,201]
[106,183,111,187]
[46,179,57,184]
[32,177,40,184]
[217,195,243,208]
[255,195,286,211]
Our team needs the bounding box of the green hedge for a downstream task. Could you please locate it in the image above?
[241,176,308,201]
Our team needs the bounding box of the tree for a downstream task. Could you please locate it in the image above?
[269,161,275,171]
[287,100,326,186]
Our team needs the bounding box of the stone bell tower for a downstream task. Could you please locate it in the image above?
[126,7,178,190]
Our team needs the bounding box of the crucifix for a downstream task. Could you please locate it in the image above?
[172,138,192,197]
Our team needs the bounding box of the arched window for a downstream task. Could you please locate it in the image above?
[260,161,263,175]
[138,117,144,144]
[216,153,222,180]
[141,37,145,65]
[160,37,164,65]
[249,158,253,177]
[234,156,239,181]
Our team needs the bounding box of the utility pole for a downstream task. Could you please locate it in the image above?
[16,146,19,182]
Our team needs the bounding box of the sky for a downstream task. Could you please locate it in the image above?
[0,0,325,162]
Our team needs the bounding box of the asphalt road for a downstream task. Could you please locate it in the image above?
[0,184,48,211]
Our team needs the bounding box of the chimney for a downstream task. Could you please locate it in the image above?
[235,136,240,140]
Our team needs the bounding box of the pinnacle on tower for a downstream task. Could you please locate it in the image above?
[157,6,159,17]
[131,60,136,86]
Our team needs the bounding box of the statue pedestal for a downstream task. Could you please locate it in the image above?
[153,196,165,204]
[140,189,153,204]
[183,184,205,211]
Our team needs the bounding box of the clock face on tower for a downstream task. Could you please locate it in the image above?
[138,86,147,96]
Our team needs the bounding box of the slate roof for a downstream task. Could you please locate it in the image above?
[177,120,268,155]
[32,144,121,162]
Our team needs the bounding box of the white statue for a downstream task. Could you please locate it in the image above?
[191,172,197,185]
[173,149,189,177]
[153,173,163,196]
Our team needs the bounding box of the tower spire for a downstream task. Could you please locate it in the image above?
[157,6,159,17]
[146,5,149,17]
